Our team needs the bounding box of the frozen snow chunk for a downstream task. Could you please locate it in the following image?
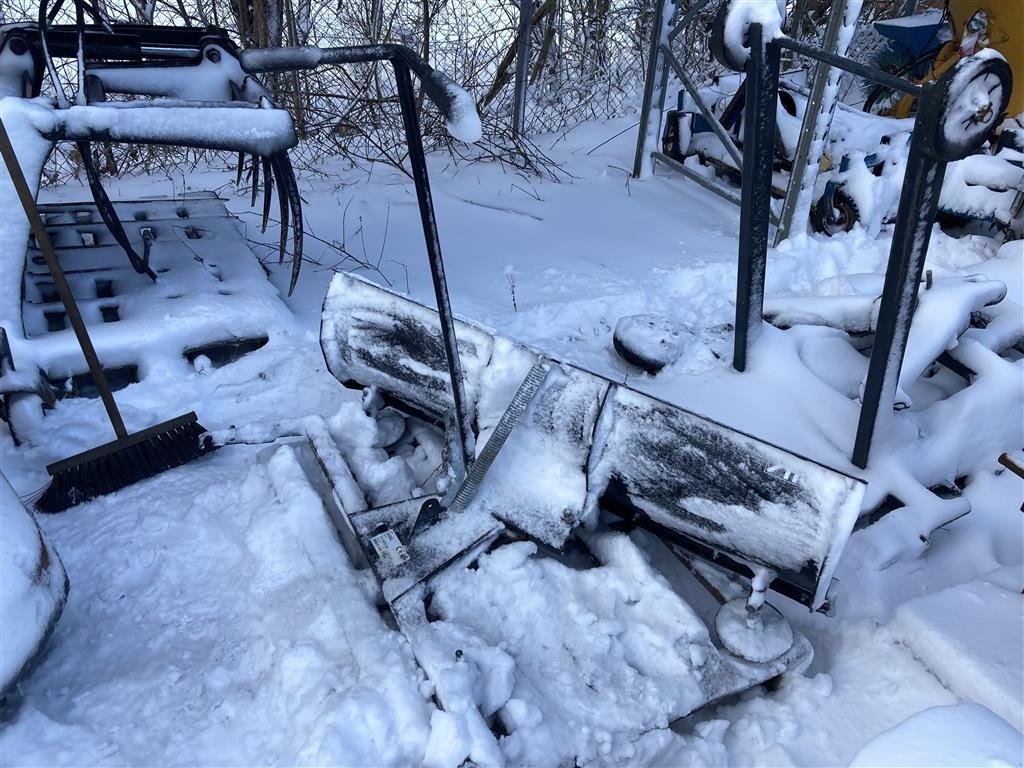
[896,274,1006,399]
[890,577,1024,731]
[612,314,689,373]
[716,0,786,71]
[423,710,471,768]
[428,532,716,765]
[441,81,482,143]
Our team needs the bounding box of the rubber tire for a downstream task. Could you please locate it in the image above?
[917,55,1013,162]
[710,1,749,73]
[810,188,860,236]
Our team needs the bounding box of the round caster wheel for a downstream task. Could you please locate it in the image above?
[715,598,794,663]
[612,315,689,374]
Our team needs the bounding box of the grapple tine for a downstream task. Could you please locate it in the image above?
[260,156,273,233]
[276,152,304,295]
[269,153,290,265]
[235,151,245,186]
[249,153,259,208]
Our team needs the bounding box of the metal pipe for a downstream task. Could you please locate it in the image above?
[652,151,742,207]
[774,0,849,244]
[512,0,533,136]
[667,0,713,42]
[777,36,920,97]
[632,0,674,178]
[852,82,947,468]
[392,58,474,481]
[241,44,463,125]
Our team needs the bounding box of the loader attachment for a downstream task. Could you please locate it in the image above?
[321,272,865,612]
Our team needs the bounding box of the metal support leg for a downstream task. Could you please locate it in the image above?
[632,0,674,179]
[512,0,533,137]
[774,0,852,244]
[732,27,780,372]
[394,59,475,480]
[852,105,947,468]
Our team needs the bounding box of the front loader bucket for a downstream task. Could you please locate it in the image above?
[322,272,865,612]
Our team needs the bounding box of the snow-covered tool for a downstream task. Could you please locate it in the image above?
[318,272,859,760]
[2,10,306,292]
[0,118,214,513]
[323,274,865,612]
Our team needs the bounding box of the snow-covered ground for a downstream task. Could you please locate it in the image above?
[2,117,1021,765]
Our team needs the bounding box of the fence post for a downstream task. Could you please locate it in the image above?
[632,0,674,178]
[774,0,858,245]
[512,0,533,136]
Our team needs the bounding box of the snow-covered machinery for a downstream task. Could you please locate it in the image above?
[651,0,1022,241]
[0,0,1009,748]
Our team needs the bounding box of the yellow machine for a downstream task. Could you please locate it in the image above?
[887,0,1022,119]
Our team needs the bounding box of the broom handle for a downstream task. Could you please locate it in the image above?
[0,117,128,440]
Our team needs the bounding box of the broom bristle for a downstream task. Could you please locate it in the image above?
[35,416,214,514]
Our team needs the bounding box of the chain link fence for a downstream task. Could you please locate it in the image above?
[1,0,930,182]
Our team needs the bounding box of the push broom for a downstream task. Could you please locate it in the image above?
[0,117,215,513]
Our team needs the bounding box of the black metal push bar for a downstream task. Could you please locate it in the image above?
[712,4,1012,468]
[240,45,465,130]
[240,43,477,481]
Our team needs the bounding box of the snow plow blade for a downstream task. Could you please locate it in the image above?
[322,273,864,612]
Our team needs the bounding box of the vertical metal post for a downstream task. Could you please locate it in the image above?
[775,0,852,244]
[393,59,474,480]
[632,0,674,178]
[732,27,780,372]
[512,0,533,137]
[852,87,947,468]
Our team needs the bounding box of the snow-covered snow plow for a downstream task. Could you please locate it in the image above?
[312,271,870,759]
[321,273,864,614]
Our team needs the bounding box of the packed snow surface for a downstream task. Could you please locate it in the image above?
[849,703,1023,767]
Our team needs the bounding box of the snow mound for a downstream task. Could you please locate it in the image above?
[1,447,433,765]
[849,703,1023,767]
[0,475,68,695]
[428,533,716,765]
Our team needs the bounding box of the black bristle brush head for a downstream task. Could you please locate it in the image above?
[34,413,215,514]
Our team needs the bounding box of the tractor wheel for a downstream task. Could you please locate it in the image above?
[811,188,860,236]
[919,54,1013,162]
